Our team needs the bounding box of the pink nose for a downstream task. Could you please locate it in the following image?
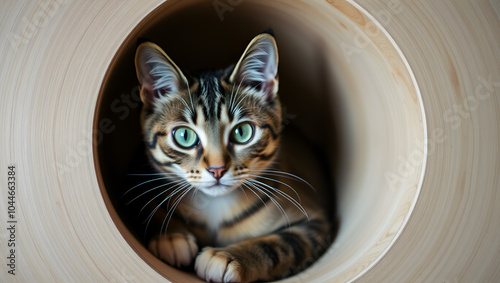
[208,166,227,180]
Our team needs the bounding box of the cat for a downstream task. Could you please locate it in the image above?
[133,32,332,282]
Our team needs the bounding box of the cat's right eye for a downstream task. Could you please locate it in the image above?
[173,127,199,149]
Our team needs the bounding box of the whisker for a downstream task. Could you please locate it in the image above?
[128,173,183,176]
[235,106,258,112]
[248,179,309,220]
[233,90,253,117]
[142,182,191,237]
[190,186,200,203]
[233,105,257,118]
[244,174,302,202]
[230,76,244,113]
[122,176,177,198]
[247,168,316,191]
[126,179,185,205]
[244,180,290,228]
[241,183,267,210]
[229,76,238,113]
[230,76,246,115]
[175,96,191,112]
[139,181,187,216]
[238,184,249,201]
[161,186,193,236]
[185,79,196,117]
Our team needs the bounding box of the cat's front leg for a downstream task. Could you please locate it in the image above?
[195,220,330,282]
[149,232,198,267]
[195,247,246,283]
[148,218,199,268]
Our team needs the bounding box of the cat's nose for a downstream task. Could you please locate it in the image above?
[207,166,227,180]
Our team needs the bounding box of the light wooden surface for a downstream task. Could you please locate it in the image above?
[355,1,500,282]
[0,0,499,282]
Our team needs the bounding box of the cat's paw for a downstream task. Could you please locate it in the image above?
[148,233,198,267]
[195,247,245,283]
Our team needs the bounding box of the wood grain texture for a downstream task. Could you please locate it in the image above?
[0,0,498,282]
[354,1,500,282]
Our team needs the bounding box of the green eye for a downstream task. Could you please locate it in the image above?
[231,122,254,144]
[173,127,199,148]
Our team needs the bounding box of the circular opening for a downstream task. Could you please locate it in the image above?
[94,0,426,281]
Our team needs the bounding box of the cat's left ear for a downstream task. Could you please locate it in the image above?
[229,33,279,101]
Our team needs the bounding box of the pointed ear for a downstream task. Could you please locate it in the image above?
[229,33,279,101]
[134,42,188,106]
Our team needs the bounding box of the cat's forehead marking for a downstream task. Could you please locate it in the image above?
[195,105,205,125]
[196,75,226,121]
[219,104,230,124]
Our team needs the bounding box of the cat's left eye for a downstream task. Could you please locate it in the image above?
[230,122,254,144]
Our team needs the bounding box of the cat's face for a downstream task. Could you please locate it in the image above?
[135,34,281,197]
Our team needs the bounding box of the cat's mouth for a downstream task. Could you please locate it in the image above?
[206,183,228,189]
[197,180,239,197]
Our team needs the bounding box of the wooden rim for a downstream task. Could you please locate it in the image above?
[1,1,498,282]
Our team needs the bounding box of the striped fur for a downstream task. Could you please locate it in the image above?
[134,33,331,282]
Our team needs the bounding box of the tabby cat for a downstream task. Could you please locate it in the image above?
[133,32,331,282]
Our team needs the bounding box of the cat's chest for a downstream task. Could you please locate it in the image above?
[181,190,275,245]
[200,194,238,230]
[182,191,240,230]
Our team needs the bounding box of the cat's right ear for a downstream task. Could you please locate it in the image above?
[134,42,188,106]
